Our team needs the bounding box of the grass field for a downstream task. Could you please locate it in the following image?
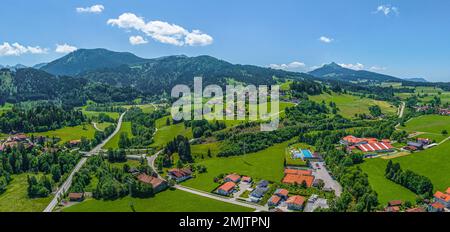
[151,121,193,150]
[183,140,293,192]
[81,109,120,121]
[0,174,53,212]
[103,122,133,149]
[62,189,252,212]
[360,140,450,204]
[395,87,450,105]
[30,124,96,144]
[285,142,314,166]
[94,122,113,131]
[191,142,222,160]
[309,92,397,118]
[399,115,450,135]
[123,104,156,114]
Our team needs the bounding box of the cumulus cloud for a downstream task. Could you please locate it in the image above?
[0,42,47,56]
[107,13,213,46]
[76,4,104,14]
[374,5,399,16]
[129,36,148,45]
[269,61,306,70]
[55,44,78,53]
[319,36,333,43]
[339,63,365,70]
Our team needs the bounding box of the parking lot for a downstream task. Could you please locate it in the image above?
[311,161,342,197]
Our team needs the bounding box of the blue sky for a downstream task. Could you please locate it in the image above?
[0,0,449,82]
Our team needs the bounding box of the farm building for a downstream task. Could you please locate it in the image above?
[137,174,168,193]
[356,142,394,152]
[68,192,84,202]
[340,135,377,146]
[168,168,192,182]
[217,182,236,196]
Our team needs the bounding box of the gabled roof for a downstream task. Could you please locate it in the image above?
[137,174,166,189]
[218,182,236,192]
[284,169,312,176]
[431,202,445,209]
[282,174,314,187]
[224,173,241,182]
[269,195,281,204]
[275,188,289,197]
[286,195,305,206]
[388,200,403,206]
[434,191,450,202]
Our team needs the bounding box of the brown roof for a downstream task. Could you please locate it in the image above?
[137,174,165,189]
[224,173,241,182]
[282,174,314,187]
[275,188,289,197]
[405,207,426,212]
[284,169,312,176]
[434,191,450,202]
[388,200,403,206]
[431,202,445,209]
[269,195,281,204]
[68,192,83,199]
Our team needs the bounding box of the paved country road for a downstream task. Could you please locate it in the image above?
[43,111,127,212]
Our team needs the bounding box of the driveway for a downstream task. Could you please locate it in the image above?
[311,161,342,197]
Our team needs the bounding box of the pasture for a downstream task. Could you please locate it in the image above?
[103,122,133,149]
[62,189,252,212]
[30,124,96,144]
[399,115,450,135]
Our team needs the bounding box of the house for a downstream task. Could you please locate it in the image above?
[403,146,418,152]
[168,168,192,182]
[286,195,305,211]
[428,202,446,212]
[439,108,450,116]
[384,206,401,212]
[137,174,168,193]
[217,182,236,196]
[274,188,289,200]
[433,188,450,208]
[69,140,81,147]
[257,180,269,188]
[13,134,27,141]
[282,174,315,187]
[68,192,84,202]
[241,176,252,183]
[417,138,431,145]
[251,187,268,199]
[224,173,241,183]
[268,195,281,207]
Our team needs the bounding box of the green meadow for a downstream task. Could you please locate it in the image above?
[183,140,293,192]
[62,189,252,212]
[0,174,53,212]
[399,115,450,135]
[360,140,450,204]
[30,124,96,144]
[309,92,397,118]
[103,122,133,149]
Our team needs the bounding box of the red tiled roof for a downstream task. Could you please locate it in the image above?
[286,195,305,206]
[224,173,241,182]
[242,176,252,182]
[284,169,312,176]
[270,195,281,204]
[275,188,289,197]
[168,168,191,178]
[357,142,393,152]
[405,207,426,212]
[68,192,83,199]
[282,174,314,187]
[137,174,165,189]
[218,182,236,192]
[446,187,450,195]
[388,200,403,206]
[434,191,450,202]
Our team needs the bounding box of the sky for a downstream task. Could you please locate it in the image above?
[0,0,449,82]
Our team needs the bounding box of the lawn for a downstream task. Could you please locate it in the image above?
[359,140,450,204]
[81,109,120,121]
[309,92,397,118]
[191,142,222,160]
[61,189,253,212]
[30,124,96,144]
[103,122,133,149]
[183,140,293,192]
[95,122,113,131]
[123,104,156,114]
[0,174,53,212]
[399,115,450,135]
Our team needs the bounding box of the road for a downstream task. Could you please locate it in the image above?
[398,101,405,118]
[43,111,126,212]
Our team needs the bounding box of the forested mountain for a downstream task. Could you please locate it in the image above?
[0,68,140,107]
[403,77,428,82]
[79,54,309,94]
[309,62,403,83]
[40,48,149,76]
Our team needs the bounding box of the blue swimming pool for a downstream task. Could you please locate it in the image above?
[301,149,313,158]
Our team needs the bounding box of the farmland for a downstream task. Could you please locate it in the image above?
[61,189,252,212]
[360,140,450,204]
[182,140,293,192]
[399,115,450,135]
[309,92,397,118]
[30,124,96,144]
[0,174,53,212]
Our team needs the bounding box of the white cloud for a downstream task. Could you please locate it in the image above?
[107,13,213,46]
[269,61,306,70]
[0,42,47,56]
[129,36,148,45]
[339,63,365,70]
[55,43,78,53]
[374,5,399,16]
[76,4,104,14]
[319,36,333,43]
[369,66,387,71]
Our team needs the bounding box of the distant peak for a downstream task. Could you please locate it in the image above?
[325,62,341,68]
